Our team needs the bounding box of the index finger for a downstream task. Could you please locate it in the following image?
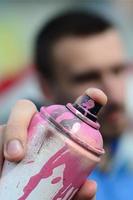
[3,99,37,162]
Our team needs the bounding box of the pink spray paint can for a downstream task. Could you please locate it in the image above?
[0,89,105,200]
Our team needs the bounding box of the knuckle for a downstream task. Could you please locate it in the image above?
[6,123,20,132]
[5,123,27,138]
[0,124,6,134]
[16,99,36,110]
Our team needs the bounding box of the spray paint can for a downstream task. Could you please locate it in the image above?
[0,89,105,200]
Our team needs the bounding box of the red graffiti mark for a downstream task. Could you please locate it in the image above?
[18,145,88,200]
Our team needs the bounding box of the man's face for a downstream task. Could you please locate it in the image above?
[47,29,127,139]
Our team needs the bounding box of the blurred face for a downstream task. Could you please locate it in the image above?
[46,29,127,140]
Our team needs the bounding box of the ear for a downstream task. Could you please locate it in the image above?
[36,72,54,102]
[39,76,55,101]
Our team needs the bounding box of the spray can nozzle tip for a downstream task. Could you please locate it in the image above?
[75,88,107,117]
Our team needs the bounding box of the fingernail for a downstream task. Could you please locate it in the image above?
[6,139,23,157]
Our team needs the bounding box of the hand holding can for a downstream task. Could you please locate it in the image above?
[0,88,107,200]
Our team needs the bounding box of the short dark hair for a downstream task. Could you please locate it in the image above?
[34,10,114,80]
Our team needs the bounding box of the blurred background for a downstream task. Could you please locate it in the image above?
[0,0,133,123]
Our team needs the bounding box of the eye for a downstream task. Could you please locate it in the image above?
[111,65,125,75]
[72,71,101,83]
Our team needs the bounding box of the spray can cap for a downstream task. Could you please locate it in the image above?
[73,88,107,121]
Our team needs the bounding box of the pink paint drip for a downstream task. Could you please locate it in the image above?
[18,145,89,200]
[51,177,62,184]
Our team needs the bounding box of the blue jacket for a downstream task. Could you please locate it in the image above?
[89,132,133,200]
